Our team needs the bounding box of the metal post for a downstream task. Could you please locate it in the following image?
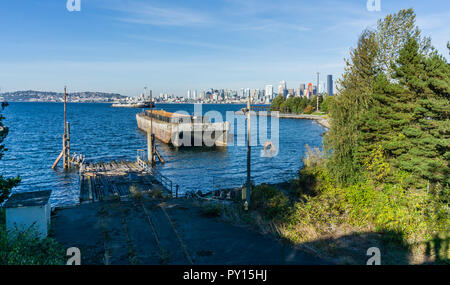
[175,184,179,198]
[246,95,251,208]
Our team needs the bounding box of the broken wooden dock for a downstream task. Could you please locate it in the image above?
[79,159,173,202]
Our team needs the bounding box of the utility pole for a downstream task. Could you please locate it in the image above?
[246,95,251,209]
[316,72,320,112]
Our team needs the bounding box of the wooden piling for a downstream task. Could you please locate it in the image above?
[64,122,70,169]
[53,86,71,170]
[246,95,251,207]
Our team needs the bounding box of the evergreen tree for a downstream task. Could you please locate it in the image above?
[324,29,379,184]
[324,9,439,186]
[392,37,450,188]
[357,74,414,165]
[355,35,449,189]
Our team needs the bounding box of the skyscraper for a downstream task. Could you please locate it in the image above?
[278,80,287,98]
[327,75,333,96]
[265,85,273,100]
[300,84,305,96]
[287,89,294,97]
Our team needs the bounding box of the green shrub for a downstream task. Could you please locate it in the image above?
[200,203,223,217]
[0,227,65,265]
[283,166,449,262]
[251,185,289,219]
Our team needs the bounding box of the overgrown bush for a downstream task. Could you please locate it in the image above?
[200,202,223,217]
[0,227,66,265]
[281,165,449,262]
[250,185,290,219]
[303,145,326,169]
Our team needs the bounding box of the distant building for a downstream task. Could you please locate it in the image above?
[245,88,251,98]
[265,85,273,100]
[278,80,287,98]
[327,75,333,96]
[300,84,305,96]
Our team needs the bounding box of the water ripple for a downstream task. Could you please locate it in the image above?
[0,103,325,206]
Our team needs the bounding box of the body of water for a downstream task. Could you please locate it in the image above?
[0,103,325,206]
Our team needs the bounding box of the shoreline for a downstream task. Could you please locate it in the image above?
[235,111,330,129]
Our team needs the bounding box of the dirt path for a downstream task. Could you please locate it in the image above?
[52,198,328,265]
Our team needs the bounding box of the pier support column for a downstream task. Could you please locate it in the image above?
[246,95,251,208]
[147,130,152,163]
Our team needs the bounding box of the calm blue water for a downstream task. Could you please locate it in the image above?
[0,103,325,206]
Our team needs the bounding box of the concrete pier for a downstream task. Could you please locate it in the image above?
[136,110,230,147]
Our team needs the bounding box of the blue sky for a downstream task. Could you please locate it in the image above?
[1,0,449,96]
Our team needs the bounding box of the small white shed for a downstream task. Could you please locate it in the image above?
[3,190,52,239]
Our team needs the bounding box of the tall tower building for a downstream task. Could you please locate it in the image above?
[327,75,333,96]
[278,80,287,98]
[265,85,273,100]
[300,84,306,96]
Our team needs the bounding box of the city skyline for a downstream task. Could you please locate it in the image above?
[170,77,332,99]
[1,0,449,97]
